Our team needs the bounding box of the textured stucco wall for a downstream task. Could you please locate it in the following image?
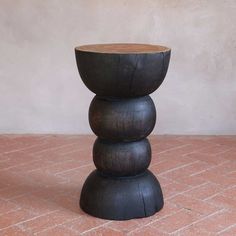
[0,0,235,134]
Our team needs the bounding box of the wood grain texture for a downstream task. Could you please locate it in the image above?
[93,138,151,176]
[89,95,156,141]
[76,43,170,53]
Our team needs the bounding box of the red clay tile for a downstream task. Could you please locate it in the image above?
[51,142,91,155]
[0,142,37,154]
[219,225,236,236]
[10,135,48,146]
[0,225,32,236]
[150,209,200,233]
[196,144,231,155]
[150,156,195,174]
[186,152,227,165]
[106,219,139,233]
[0,199,19,215]
[194,169,236,187]
[151,142,176,154]
[212,161,236,175]
[133,202,180,226]
[0,186,26,200]
[58,149,92,164]
[207,136,236,148]
[42,160,87,175]
[156,176,173,187]
[193,210,236,233]
[129,225,168,235]
[0,135,235,235]
[52,194,83,214]
[0,209,37,228]
[7,159,53,173]
[177,137,213,148]
[175,175,206,187]
[62,215,107,233]
[82,226,124,236]
[58,164,95,184]
[25,169,67,187]
[206,194,236,210]
[36,225,78,236]
[160,144,202,156]
[177,225,216,236]
[20,210,79,234]
[169,194,221,216]
[184,182,222,200]
[163,182,190,199]
[226,171,236,179]
[222,186,236,200]
[219,149,236,161]
[0,151,39,170]
[10,194,59,215]
[0,170,30,188]
[159,164,194,180]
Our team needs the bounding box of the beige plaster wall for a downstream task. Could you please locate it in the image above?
[0,0,235,134]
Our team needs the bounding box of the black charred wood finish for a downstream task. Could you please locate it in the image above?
[93,138,151,176]
[75,43,171,220]
[89,95,156,141]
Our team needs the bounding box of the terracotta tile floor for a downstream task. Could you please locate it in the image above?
[0,135,235,235]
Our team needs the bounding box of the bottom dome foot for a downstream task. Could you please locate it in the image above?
[80,170,164,220]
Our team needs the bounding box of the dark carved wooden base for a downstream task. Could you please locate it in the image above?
[80,170,163,220]
[75,43,171,220]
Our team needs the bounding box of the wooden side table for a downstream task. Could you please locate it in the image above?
[75,43,171,220]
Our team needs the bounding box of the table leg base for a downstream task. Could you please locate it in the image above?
[80,170,164,220]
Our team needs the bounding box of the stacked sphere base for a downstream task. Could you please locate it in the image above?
[75,43,171,220]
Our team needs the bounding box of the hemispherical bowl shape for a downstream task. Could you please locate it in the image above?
[75,43,171,97]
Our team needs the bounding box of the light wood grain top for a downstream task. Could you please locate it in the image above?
[75,43,170,54]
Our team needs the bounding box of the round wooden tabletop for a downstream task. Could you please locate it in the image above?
[75,43,170,54]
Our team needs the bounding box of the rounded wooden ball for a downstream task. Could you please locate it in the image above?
[93,138,151,176]
[89,95,156,141]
